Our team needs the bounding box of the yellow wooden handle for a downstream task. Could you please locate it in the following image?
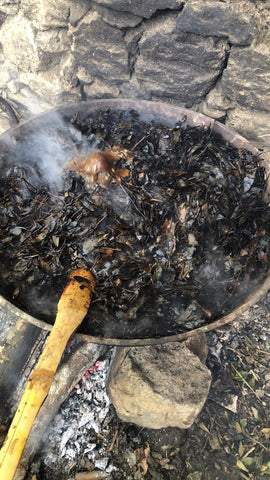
[0,269,95,480]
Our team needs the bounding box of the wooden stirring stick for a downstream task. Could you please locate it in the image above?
[0,269,95,480]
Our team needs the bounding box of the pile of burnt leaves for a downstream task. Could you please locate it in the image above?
[0,109,269,339]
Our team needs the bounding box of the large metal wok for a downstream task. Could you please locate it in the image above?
[0,99,270,347]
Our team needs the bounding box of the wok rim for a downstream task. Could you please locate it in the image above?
[0,98,269,346]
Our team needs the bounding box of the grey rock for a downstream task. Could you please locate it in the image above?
[83,79,120,99]
[226,107,270,149]
[1,14,70,73]
[0,114,13,134]
[133,13,228,105]
[69,0,91,27]
[93,0,184,18]
[21,0,71,29]
[7,80,24,95]
[1,14,48,73]
[176,0,258,46]
[93,2,142,28]
[107,340,211,429]
[221,45,270,113]
[36,29,70,54]
[18,55,81,105]
[0,0,20,16]
[200,81,231,119]
[0,59,15,87]
[76,66,94,85]
[0,11,6,26]
[123,27,142,77]
[120,78,152,100]
[71,10,129,83]
[0,0,268,158]
[93,3,143,28]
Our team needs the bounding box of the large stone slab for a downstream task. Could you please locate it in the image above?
[0,14,70,73]
[71,10,130,83]
[107,338,211,429]
[18,55,81,105]
[132,13,228,105]
[176,0,257,45]
[93,0,183,18]
[221,45,270,113]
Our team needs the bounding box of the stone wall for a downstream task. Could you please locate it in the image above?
[0,0,269,150]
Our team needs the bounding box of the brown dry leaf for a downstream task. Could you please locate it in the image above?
[161,219,173,235]
[136,443,151,476]
[140,443,150,476]
[101,248,115,259]
[144,442,150,459]
[64,146,133,188]
[140,458,148,476]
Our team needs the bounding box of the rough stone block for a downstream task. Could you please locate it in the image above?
[93,2,142,28]
[18,55,80,105]
[226,107,270,149]
[71,11,130,83]
[69,0,91,27]
[176,0,257,45]
[36,29,70,55]
[200,81,231,119]
[221,45,270,113]
[0,11,6,27]
[93,0,183,18]
[107,339,211,429]
[1,14,48,72]
[0,14,70,73]
[83,79,120,99]
[133,13,228,105]
[0,0,20,16]
[21,0,71,29]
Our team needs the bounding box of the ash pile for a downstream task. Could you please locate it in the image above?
[29,348,118,480]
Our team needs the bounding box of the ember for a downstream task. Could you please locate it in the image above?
[0,108,269,339]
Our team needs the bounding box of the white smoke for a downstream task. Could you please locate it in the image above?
[15,111,99,187]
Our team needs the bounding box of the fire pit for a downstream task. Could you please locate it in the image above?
[0,99,270,346]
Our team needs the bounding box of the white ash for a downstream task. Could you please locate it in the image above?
[39,351,116,476]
